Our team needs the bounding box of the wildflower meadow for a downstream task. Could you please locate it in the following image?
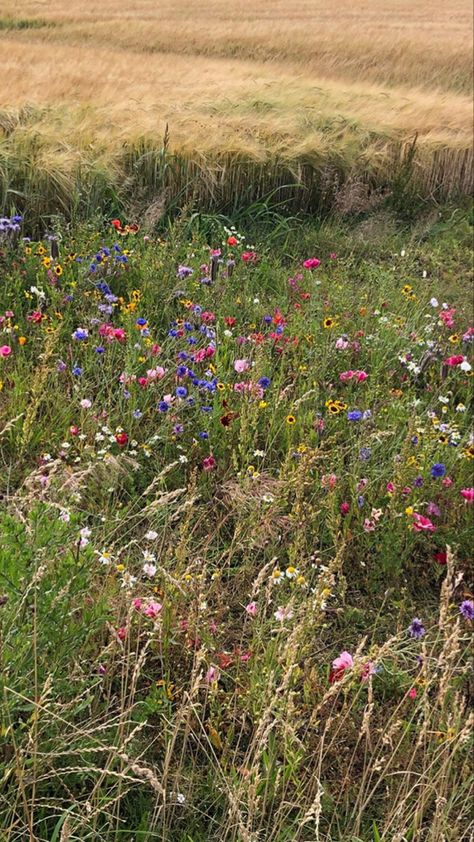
[0,209,473,840]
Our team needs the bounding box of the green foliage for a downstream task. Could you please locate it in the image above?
[0,212,472,840]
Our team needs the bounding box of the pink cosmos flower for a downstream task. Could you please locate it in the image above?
[202,455,216,471]
[132,598,143,611]
[339,370,354,381]
[439,308,455,328]
[329,651,353,683]
[444,355,464,367]
[407,687,417,699]
[245,601,257,617]
[205,666,219,683]
[355,370,368,382]
[143,601,162,619]
[302,257,321,269]
[234,358,250,373]
[412,512,436,532]
[442,477,453,488]
[460,488,474,503]
[335,337,350,350]
[363,518,376,532]
[0,345,11,357]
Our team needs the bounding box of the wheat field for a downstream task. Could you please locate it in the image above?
[0,0,473,218]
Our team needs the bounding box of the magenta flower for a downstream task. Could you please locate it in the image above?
[460,488,474,503]
[303,257,321,270]
[202,455,216,471]
[143,601,162,619]
[412,512,436,532]
[245,601,257,617]
[0,345,11,357]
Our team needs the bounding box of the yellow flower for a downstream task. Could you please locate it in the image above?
[116,563,125,573]
[217,383,225,391]
[323,316,337,329]
[259,400,267,409]
[42,257,51,269]
[54,264,63,277]
[18,336,27,346]
[286,414,296,425]
[25,246,32,255]
[448,334,460,344]
[405,506,414,516]
[36,245,46,256]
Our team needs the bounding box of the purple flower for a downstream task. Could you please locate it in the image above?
[431,463,446,478]
[409,618,425,640]
[459,600,474,620]
[426,501,441,517]
[347,410,363,422]
[359,447,371,460]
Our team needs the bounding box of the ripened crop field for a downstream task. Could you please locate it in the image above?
[0,0,473,219]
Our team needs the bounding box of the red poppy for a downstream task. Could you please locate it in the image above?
[227,236,238,246]
[115,432,128,447]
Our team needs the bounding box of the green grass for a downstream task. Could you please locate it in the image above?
[0,208,472,840]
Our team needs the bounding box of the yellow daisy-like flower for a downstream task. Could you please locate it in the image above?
[323,317,337,329]
[42,257,51,269]
[286,414,296,425]
[36,245,46,256]
[18,336,27,346]
[405,506,414,516]
[217,382,225,391]
[402,284,412,295]
[448,334,460,344]
[259,400,267,409]
[115,563,125,573]
[54,264,63,277]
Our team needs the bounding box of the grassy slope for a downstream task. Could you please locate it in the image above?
[0,208,472,840]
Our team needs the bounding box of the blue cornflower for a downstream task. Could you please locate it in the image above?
[176,386,188,398]
[357,495,365,508]
[431,463,446,478]
[408,618,425,640]
[199,431,209,439]
[94,346,105,354]
[347,410,363,422]
[158,401,170,412]
[177,352,189,361]
[201,406,213,413]
[136,318,147,327]
[263,315,272,324]
[133,409,142,419]
[258,376,271,389]
[359,447,371,460]
[176,365,188,377]
[72,328,89,341]
[168,329,178,338]
[72,365,83,376]
[414,476,424,487]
